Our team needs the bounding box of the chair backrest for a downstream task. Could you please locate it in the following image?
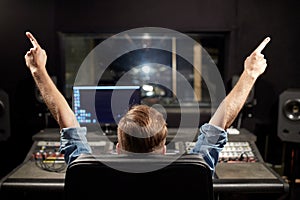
[64,153,214,199]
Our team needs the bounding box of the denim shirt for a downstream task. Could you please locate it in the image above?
[189,123,228,174]
[59,123,227,175]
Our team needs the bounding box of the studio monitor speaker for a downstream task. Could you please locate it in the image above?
[0,89,10,141]
[277,89,300,143]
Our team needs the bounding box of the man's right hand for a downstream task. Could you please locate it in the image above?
[209,36,271,129]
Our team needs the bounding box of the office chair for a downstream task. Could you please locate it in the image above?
[64,153,214,199]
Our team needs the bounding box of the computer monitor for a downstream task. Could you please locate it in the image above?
[72,85,141,133]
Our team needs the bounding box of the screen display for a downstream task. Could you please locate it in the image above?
[73,85,141,128]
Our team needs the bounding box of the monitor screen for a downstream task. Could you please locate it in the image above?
[73,85,141,131]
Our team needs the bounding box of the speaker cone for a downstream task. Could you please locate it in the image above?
[283,99,300,121]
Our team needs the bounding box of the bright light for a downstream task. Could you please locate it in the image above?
[142,84,154,91]
[142,33,150,40]
[141,65,150,74]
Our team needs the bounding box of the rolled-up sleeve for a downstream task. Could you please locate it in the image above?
[59,127,92,165]
[189,123,228,174]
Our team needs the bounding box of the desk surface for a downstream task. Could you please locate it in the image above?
[0,128,289,199]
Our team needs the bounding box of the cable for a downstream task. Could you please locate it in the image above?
[36,158,66,173]
[32,152,67,173]
[239,152,249,162]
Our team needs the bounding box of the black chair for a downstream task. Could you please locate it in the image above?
[64,153,214,199]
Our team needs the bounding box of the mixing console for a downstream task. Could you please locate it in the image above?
[218,141,258,163]
[185,141,260,163]
[30,125,264,175]
[31,141,66,172]
[31,139,261,169]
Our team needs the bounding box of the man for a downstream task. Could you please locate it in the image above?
[24,31,270,174]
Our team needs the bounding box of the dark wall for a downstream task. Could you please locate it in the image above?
[0,0,55,178]
[0,0,299,177]
[236,0,300,164]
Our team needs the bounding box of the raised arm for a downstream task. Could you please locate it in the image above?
[24,32,79,129]
[209,37,271,129]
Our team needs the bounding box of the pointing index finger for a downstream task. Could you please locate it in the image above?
[26,32,40,48]
[254,37,271,54]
